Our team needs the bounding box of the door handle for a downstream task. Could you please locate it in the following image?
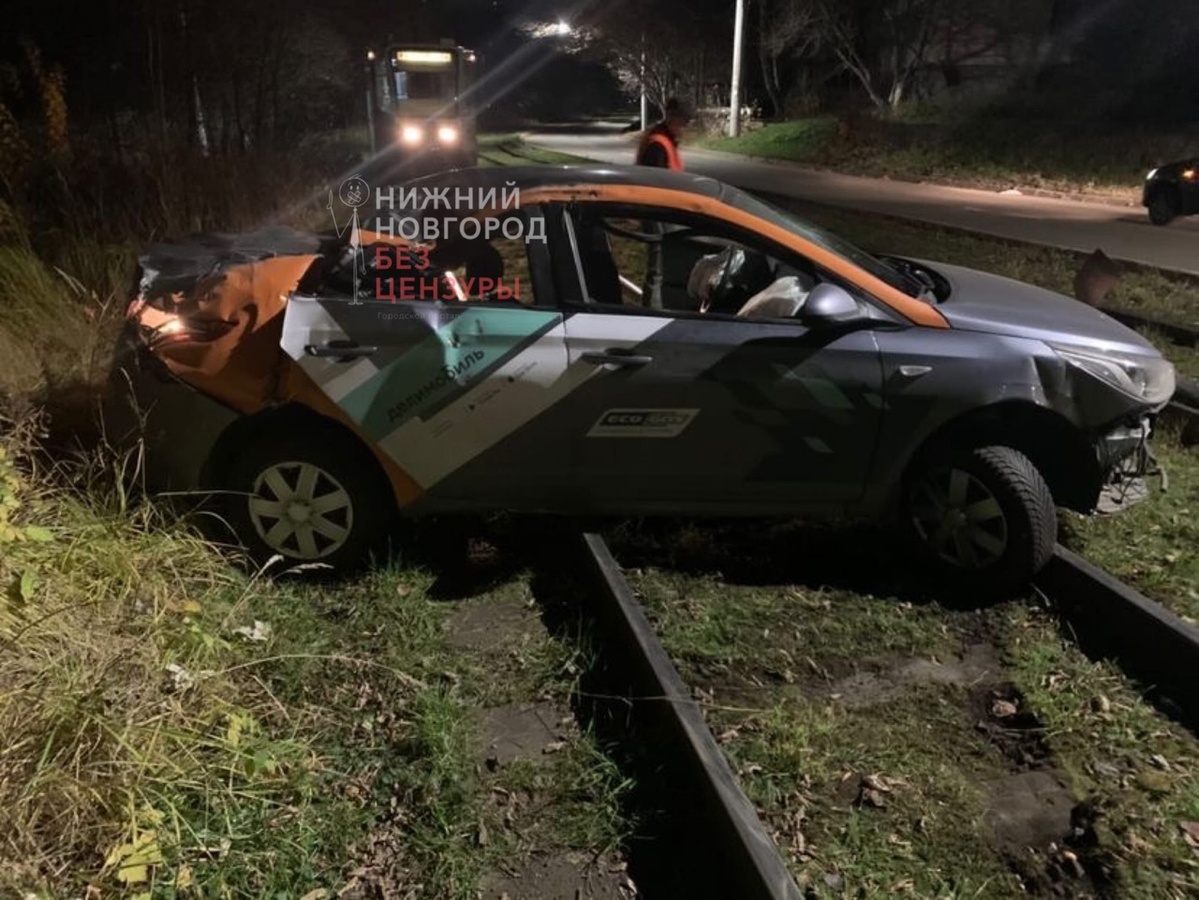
[581,349,653,367]
[304,340,377,360]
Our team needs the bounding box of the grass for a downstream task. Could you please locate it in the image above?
[611,520,1199,897]
[478,133,590,167]
[0,418,630,897]
[699,114,1193,203]
[1059,435,1199,624]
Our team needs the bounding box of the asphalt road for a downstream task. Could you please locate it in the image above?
[526,127,1199,276]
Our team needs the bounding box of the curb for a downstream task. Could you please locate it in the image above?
[578,532,804,900]
[1035,545,1199,729]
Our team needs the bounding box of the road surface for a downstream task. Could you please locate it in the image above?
[526,127,1199,276]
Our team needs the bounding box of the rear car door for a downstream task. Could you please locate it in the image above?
[280,211,576,509]
[551,202,887,514]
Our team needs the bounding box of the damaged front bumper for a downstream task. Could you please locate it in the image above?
[1093,416,1162,514]
[102,326,239,495]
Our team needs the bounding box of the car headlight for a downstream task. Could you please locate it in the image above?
[1146,167,1159,180]
[400,123,424,145]
[437,124,459,144]
[1050,341,1176,406]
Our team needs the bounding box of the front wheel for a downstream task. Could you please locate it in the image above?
[219,424,397,572]
[903,445,1056,595]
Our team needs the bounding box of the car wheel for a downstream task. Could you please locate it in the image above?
[1147,190,1177,226]
[221,425,396,572]
[904,445,1056,594]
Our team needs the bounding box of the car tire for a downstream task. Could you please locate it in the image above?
[903,445,1056,596]
[220,424,396,573]
[1147,190,1177,226]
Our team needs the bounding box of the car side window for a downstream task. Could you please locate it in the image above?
[320,211,547,307]
[565,205,823,321]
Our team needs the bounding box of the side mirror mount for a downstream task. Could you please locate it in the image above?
[798,283,862,327]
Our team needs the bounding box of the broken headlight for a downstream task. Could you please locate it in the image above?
[1049,341,1176,406]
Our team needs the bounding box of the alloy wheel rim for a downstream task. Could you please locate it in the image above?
[909,467,1008,569]
[248,461,354,560]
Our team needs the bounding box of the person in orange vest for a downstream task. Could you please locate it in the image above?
[635,98,692,170]
[635,98,692,307]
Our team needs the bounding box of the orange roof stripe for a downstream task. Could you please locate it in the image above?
[518,184,950,329]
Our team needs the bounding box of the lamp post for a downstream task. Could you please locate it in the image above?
[728,0,745,137]
[640,32,649,130]
[365,50,378,156]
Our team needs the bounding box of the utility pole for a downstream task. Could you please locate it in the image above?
[728,0,745,137]
[640,31,649,130]
[365,50,378,157]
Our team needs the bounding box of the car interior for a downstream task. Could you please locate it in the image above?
[569,209,822,320]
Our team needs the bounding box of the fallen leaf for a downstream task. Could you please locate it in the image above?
[299,890,329,900]
[233,620,272,642]
[1150,754,1172,771]
[542,741,567,754]
[862,773,893,793]
[1180,821,1199,848]
[991,699,1019,718]
[860,788,888,809]
[1091,695,1112,713]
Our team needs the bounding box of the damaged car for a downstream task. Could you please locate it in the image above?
[105,165,1175,591]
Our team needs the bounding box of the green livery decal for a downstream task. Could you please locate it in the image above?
[337,306,561,438]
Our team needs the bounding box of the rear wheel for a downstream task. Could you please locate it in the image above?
[903,445,1056,595]
[1148,189,1178,226]
[220,424,396,572]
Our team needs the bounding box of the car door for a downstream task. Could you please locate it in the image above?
[553,203,887,514]
[279,212,577,510]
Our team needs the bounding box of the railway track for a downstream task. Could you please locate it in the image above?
[564,529,1199,899]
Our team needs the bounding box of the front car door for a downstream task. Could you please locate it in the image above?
[280,207,579,511]
[548,201,888,515]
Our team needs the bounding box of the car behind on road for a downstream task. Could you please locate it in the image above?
[1143,157,1199,225]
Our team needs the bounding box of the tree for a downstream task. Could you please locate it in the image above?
[820,0,943,112]
[578,0,726,118]
[756,0,826,118]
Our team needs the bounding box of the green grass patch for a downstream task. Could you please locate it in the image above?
[1000,603,1199,897]
[1059,436,1199,624]
[617,521,1199,896]
[0,420,629,897]
[478,134,590,168]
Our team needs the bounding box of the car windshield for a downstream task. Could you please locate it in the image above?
[727,189,920,297]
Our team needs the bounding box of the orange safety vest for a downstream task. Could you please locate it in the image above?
[637,130,683,171]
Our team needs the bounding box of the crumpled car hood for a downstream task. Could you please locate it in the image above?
[137,225,326,304]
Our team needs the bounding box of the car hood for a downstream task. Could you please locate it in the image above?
[914,259,1160,356]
